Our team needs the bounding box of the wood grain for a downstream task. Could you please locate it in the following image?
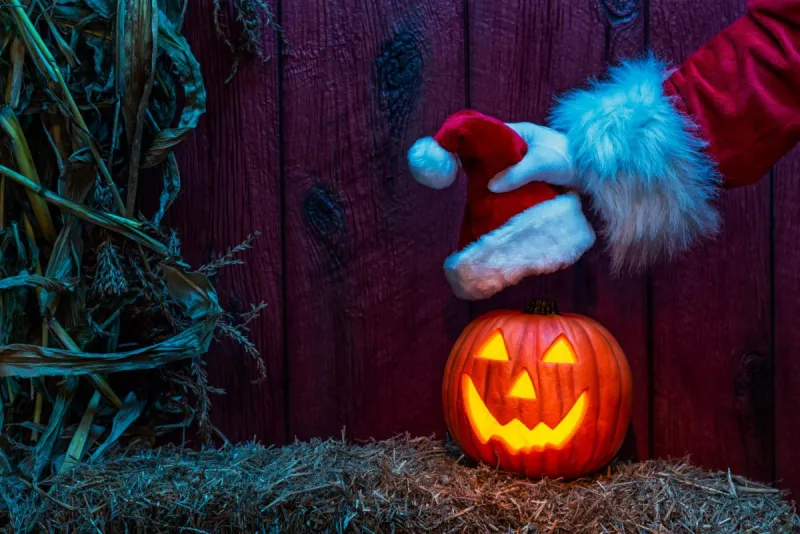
[173,3,285,444]
[649,0,774,481]
[774,146,800,496]
[281,0,469,441]
[468,0,650,461]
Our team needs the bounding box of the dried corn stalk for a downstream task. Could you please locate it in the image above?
[0,0,270,481]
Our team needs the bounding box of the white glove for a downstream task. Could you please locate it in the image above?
[487,122,580,193]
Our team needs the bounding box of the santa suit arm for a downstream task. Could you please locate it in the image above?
[549,0,800,271]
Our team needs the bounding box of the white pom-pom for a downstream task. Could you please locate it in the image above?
[407,137,458,189]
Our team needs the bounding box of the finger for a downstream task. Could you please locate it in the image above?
[490,152,580,192]
[488,156,538,193]
[504,122,545,144]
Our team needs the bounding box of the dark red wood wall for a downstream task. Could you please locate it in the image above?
[173,0,799,496]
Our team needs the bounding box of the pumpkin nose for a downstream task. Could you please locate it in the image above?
[508,370,536,399]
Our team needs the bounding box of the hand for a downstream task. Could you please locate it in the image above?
[488,122,580,193]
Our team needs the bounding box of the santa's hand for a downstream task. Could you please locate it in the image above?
[487,122,579,193]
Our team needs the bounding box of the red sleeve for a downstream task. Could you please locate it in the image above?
[663,0,800,189]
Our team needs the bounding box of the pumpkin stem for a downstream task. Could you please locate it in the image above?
[523,299,560,315]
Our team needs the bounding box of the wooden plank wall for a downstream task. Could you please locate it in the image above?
[175,0,799,496]
[173,2,285,444]
[648,0,775,483]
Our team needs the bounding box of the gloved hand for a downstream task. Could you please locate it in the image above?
[486,122,580,193]
[487,56,723,274]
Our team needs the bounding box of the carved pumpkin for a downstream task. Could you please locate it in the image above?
[442,299,632,479]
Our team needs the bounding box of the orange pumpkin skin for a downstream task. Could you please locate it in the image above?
[442,300,633,479]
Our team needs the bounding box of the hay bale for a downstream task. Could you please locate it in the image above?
[1,436,798,533]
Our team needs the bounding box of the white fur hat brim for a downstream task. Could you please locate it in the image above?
[444,192,595,300]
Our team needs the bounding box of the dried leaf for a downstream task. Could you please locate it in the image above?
[0,323,215,378]
[59,389,101,474]
[0,0,269,481]
[42,10,79,69]
[41,117,66,175]
[90,391,142,462]
[29,377,78,481]
[161,264,221,321]
[6,1,61,92]
[7,0,126,215]
[0,272,74,293]
[155,152,179,226]
[4,38,25,108]
[141,14,206,167]
[41,220,81,316]
[84,0,114,20]
[40,153,93,315]
[116,0,158,216]
[57,151,95,203]
[0,176,5,228]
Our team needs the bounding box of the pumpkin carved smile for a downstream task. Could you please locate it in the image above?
[463,375,588,452]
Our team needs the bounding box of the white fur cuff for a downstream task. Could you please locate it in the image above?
[444,193,595,300]
[549,54,721,272]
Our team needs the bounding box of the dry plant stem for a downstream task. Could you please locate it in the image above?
[4,378,14,404]
[0,29,11,54]
[117,0,158,217]
[107,101,121,172]
[21,214,48,442]
[0,0,269,482]
[21,214,46,318]
[8,0,125,215]
[5,38,24,107]
[41,10,78,69]
[47,318,123,409]
[0,164,170,256]
[21,213,51,362]
[8,0,155,278]
[43,120,65,173]
[0,176,5,227]
[31,388,42,442]
[0,110,57,241]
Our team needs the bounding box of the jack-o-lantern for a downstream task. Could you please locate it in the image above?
[442,299,632,479]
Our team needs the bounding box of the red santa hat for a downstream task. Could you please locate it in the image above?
[407,109,595,300]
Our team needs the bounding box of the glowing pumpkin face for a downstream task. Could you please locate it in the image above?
[442,299,632,479]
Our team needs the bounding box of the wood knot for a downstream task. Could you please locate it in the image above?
[302,184,348,270]
[600,0,639,25]
[375,28,423,140]
[302,184,346,239]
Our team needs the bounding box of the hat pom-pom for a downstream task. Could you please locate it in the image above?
[407,137,458,189]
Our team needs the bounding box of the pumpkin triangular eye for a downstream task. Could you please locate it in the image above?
[508,371,536,399]
[541,335,577,364]
[476,331,509,361]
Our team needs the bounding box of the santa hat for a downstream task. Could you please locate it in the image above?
[408,109,595,300]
